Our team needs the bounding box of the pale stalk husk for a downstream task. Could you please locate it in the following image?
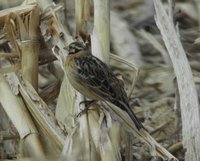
[20,40,39,90]
[55,76,76,123]
[77,93,91,161]
[154,0,200,160]
[51,47,78,141]
[93,0,110,63]
[88,108,120,161]
[75,0,90,35]
[75,0,84,34]
[83,0,90,20]
[18,78,66,149]
[0,74,44,159]
[3,5,40,90]
[19,6,39,90]
[108,123,122,160]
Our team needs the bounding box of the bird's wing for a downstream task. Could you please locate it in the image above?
[73,55,122,102]
[73,55,144,130]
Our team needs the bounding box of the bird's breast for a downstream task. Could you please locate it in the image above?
[65,56,100,100]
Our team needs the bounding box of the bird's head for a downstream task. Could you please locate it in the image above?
[66,41,87,55]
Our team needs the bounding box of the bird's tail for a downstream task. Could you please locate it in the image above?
[116,101,144,130]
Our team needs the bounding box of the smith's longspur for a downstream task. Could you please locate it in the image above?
[65,41,144,130]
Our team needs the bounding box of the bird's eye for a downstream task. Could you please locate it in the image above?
[67,42,86,54]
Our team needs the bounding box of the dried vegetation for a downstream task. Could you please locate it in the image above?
[0,0,200,161]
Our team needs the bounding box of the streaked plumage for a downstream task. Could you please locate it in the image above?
[65,41,144,130]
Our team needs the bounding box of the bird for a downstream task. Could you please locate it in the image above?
[64,41,144,130]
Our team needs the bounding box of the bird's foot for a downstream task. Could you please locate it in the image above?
[76,100,97,117]
[79,100,97,107]
[76,108,87,117]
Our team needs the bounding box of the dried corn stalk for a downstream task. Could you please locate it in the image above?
[154,0,200,161]
[0,0,179,160]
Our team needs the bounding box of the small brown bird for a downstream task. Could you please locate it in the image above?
[65,41,144,130]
